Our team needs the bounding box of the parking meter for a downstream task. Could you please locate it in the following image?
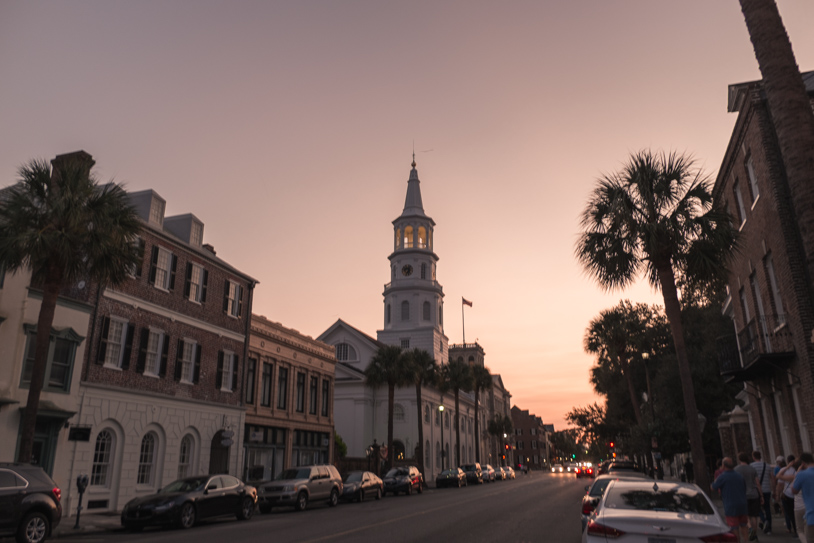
[74,474,89,529]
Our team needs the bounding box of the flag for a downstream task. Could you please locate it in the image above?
[462,297,473,307]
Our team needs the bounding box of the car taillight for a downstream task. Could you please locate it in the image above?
[587,469,593,474]
[586,521,624,538]
[581,502,595,515]
[699,533,738,542]
[53,487,62,502]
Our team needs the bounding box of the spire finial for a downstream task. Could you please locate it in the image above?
[412,141,416,168]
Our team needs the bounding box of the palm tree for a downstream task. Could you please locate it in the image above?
[576,150,737,492]
[487,414,513,466]
[0,152,142,463]
[364,345,411,470]
[440,359,473,467]
[405,348,437,478]
[470,364,493,463]
[739,0,814,284]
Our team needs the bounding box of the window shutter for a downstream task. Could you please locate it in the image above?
[97,317,110,364]
[169,254,178,291]
[232,355,239,391]
[136,328,149,373]
[184,263,192,298]
[193,345,202,384]
[223,280,230,312]
[237,285,243,317]
[174,339,184,381]
[149,246,159,284]
[159,335,170,377]
[201,269,208,303]
[216,351,224,389]
[121,324,135,370]
[135,238,146,278]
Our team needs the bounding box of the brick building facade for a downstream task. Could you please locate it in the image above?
[510,406,550,470]
[714,72,814,461]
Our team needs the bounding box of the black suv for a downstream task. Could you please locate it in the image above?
[383,466,424,496]
[461,463,483,484]
[0,463,62,543]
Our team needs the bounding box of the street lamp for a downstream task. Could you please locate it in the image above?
[439,405,445,470]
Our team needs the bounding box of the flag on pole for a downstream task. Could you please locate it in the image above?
[462,297,473,307]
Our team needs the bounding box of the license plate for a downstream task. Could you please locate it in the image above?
[648,538,676,543]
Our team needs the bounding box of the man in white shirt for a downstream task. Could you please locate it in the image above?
[750,450,773,535]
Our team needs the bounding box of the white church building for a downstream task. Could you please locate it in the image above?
[318,159,510,478]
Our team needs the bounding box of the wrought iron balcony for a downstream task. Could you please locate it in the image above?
[718,314,794,382]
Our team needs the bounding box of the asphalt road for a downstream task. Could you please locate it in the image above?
[44,472,588,543]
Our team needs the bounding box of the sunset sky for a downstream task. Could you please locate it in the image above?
[2,1,813,430]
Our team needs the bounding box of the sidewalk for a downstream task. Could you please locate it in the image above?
[51,512,122,539]
[707,497,800,543]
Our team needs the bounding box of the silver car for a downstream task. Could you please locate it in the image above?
[257,465,342,512]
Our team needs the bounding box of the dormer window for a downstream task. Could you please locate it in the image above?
[149,198,165,226]
[190,221,203,247]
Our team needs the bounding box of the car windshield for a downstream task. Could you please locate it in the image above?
[343,472,362,483]
[385,468,409,478]
[277,468,312,480]
[461,464,477,471]
[605,485,715,514]
[159,477,208,493]
[440,469,456,476]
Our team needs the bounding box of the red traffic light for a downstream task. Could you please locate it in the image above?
[609,442,615,448]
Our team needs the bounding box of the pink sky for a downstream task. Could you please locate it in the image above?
[2,1,813,430]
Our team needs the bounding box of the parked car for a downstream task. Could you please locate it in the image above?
[382,466,423,496]
[494,467,506,481]
[460,463,483,485]
[583,480,735,542]
[120,474,256,531]
[575,466,595,479]
[605,461,644,476]
[0,463,62,543]
[340,471,383,502]
[435,468,467,488]
[482,464,496,482]
[257,465,342,513]
[551,464,564,473]
[580,474,648,532]
[503,466,516,479]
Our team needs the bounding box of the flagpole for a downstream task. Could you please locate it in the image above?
[462,299,466,345]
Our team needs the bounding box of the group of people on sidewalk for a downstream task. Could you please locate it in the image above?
[711,450,814,543]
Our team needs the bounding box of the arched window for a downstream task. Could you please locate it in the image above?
[424,404,430,423]
[393,440,406,461]
[401,301,410,321]
[428,229,433,249]
[436,441,441,467]
[91,430,114,487]
[386,304,391,324]
[417,227,427,248]
[425,440,431,467]
[439,305,443,326]
[394,403,405,422]
[137,433,157,485]
[457,357,464,364]
[422,301,431,321]
[468,355,475,365]
[335,343,357,362]
[178,435,193,479]
[404,226,414,248]
[444,412,449,428]
[446,444,450,466]
[421,263,427,279]
[395,229,401,249]
[435,408,441,426]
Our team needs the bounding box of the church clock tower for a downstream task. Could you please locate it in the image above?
[377,157,448,364]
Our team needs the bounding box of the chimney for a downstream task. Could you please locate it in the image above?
[203,243,217,255]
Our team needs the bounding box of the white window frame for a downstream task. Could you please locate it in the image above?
[104,318,128,369]
[137,433,157,486]
[149,198,165,226]
[90,430,114,487]
[221,350,235,392]
[178,435,194,479]
[190,222,203,247]
[394,403,405,422]
[144,329,164,377]
[180,339,197,384]
[765,253,786,327]
[154,247,172,290]
[188,263,204,303]
[745,154,760,204]
[733,180,747,228]
[227,281,240,317]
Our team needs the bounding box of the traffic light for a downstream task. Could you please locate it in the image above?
[572,454,576,459]
[609,442,615,448]
[505,444,510,450]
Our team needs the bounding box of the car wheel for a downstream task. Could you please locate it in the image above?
[295,492,308,512]
[178,502,196,529]
[258,502,272,515]
[238,497,255,520]
[376,488,382,500]
[405,484,412,496]
[417,482,423,494]
[329,488,339,507]
[17,511,49,543]
[357,489,365,503]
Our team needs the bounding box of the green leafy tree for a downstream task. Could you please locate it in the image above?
[470,364,493,463]
[439,359,474,467]
[364,345,411,469]
[0,153,142,463]
[334,432,348,459]
[404,348,437,477]
[576,150,738,491]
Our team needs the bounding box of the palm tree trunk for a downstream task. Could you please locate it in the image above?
[656,264,709,492]
[18,272,61,463]
[740,0,814,292]
[621,358,644,427]
[415,382,424,477]
[454,390,461,467]
[387,383,395,470]
[474,387,481,463]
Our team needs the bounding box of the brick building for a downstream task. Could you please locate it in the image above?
[66,171,256,514]
[510,406,550,470]
[243,314,336,481]
[714,72,814,460]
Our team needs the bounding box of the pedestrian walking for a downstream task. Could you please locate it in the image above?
[712,457,749,543]
[775,456,787,517]
[775,455,797,536]
[751,450,773,535]
[792,452,814,543]
[684,458,694,483]
[736,452,763,541]
[714,459,725,482]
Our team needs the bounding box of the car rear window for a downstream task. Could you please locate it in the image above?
[589,479,613,497]
[604,485,715,514]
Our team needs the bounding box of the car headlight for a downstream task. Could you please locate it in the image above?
[154,503,175,513]
[283,484,296,492]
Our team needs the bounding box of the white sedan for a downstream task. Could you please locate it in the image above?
[583,480,736,543]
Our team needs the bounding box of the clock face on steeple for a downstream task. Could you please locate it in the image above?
[401,265,413,276]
